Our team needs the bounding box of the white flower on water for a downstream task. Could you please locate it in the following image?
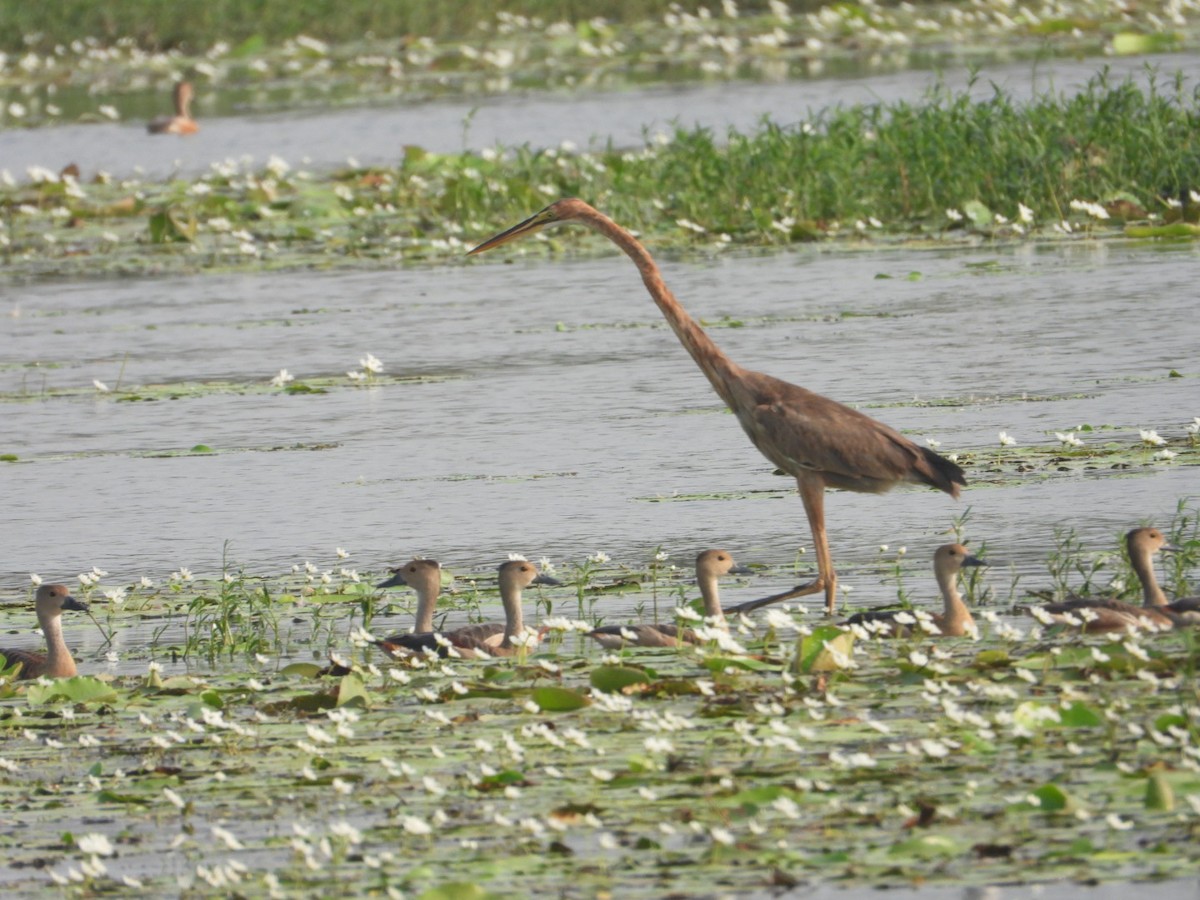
[78,833,114,856]
[359,353,383,374]
[1154,449,1177,461]
[270,369,294,387]
[1055,431,1084,448]
[1139,428,1166,446]
[93,379,109,393]
[998,431,1017,447]
[945,208,963,221]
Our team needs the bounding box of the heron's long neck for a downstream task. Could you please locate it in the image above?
[413,585,438,632]
[500,585,524,647]
[1132,548,1168,607]
[38,611,75,677]
[935,568,971,634]
[587,213,744,409]
[697,572,727,627]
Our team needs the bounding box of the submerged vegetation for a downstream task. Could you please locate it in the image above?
[0,506,1197,894]
[2,72,1199,284]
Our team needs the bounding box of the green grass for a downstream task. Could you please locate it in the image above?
[3,73,1199,283]
[0,0,779,51]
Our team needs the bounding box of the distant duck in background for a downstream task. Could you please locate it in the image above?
[0,584,90,679]
[147,81,199,135]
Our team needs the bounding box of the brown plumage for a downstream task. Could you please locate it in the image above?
[376,559,559,658]
[147,81,199,135]
[587,548,751,648]
[842,543,986,637]
[469,199,965,614]
[1033,527,1183,633]
[0,584,89,679]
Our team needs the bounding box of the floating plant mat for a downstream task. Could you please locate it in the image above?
[4,0,1200,125]
[0,520,1197,895]
[0,372,459,405]
[1,613,1199,894]
[4,72,1200,285]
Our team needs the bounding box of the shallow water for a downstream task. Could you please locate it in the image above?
[2,240,1196,618]
[2,51,1198,180]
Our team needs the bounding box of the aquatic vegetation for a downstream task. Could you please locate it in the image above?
[2,0,1198,128]
[0,524,1197,894]
[3,73,1199,283]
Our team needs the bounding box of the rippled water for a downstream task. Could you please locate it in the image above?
[3,239,1196,610]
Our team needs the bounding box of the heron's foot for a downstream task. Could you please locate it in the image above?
[725,578,825,615]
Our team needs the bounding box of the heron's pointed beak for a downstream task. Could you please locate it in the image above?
[1160,543,1181,554]
[961,555,988,568]
[532,573,562,587]
[468,207,555,255]
[729,564,754,576]
[63,595,89,612]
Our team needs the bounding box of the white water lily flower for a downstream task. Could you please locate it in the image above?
[998,431,1017,447]
[1139,428,1166,446]
[93,379,109,392]
[77,833,114,856]
[402,816,432,836]
[1055,431,1084,448]
[359,353,383,374]
[270,369,294,387]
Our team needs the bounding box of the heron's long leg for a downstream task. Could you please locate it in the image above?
[725,477,835,615]
[798,476,838,614]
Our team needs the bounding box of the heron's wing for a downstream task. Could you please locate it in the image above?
[736,375,963,495]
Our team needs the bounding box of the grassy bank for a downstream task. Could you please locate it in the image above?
[2,74,1198,282]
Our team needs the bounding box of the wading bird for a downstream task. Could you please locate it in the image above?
[0,584,89,679]
[1032,527,1186,632]
[376,559,559,657]
[147,81,199,135]
[469,199,966,614]
[588,549,751,648]
[842,543,986,637]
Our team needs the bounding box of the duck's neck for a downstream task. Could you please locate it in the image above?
[499,586,525,648]
[1132,548,1168,607]
[697,572,727,628]
[38,612,76,678]
[935,568,972,636]
[412,586,438,633]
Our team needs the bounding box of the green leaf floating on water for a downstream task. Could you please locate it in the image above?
[590,665,652,693]
[1056,701,1103,728]
[280,662,324,678]
[418,883,502,900]
[26,676,118,706]
[962,200,993,228]
[336,673,372,708]
[888,834,959,859]
[531,686,590,711]
[1029,783,1075,813]
[792,625,855,673]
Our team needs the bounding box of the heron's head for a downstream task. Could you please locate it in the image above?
[468,198,584,255]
